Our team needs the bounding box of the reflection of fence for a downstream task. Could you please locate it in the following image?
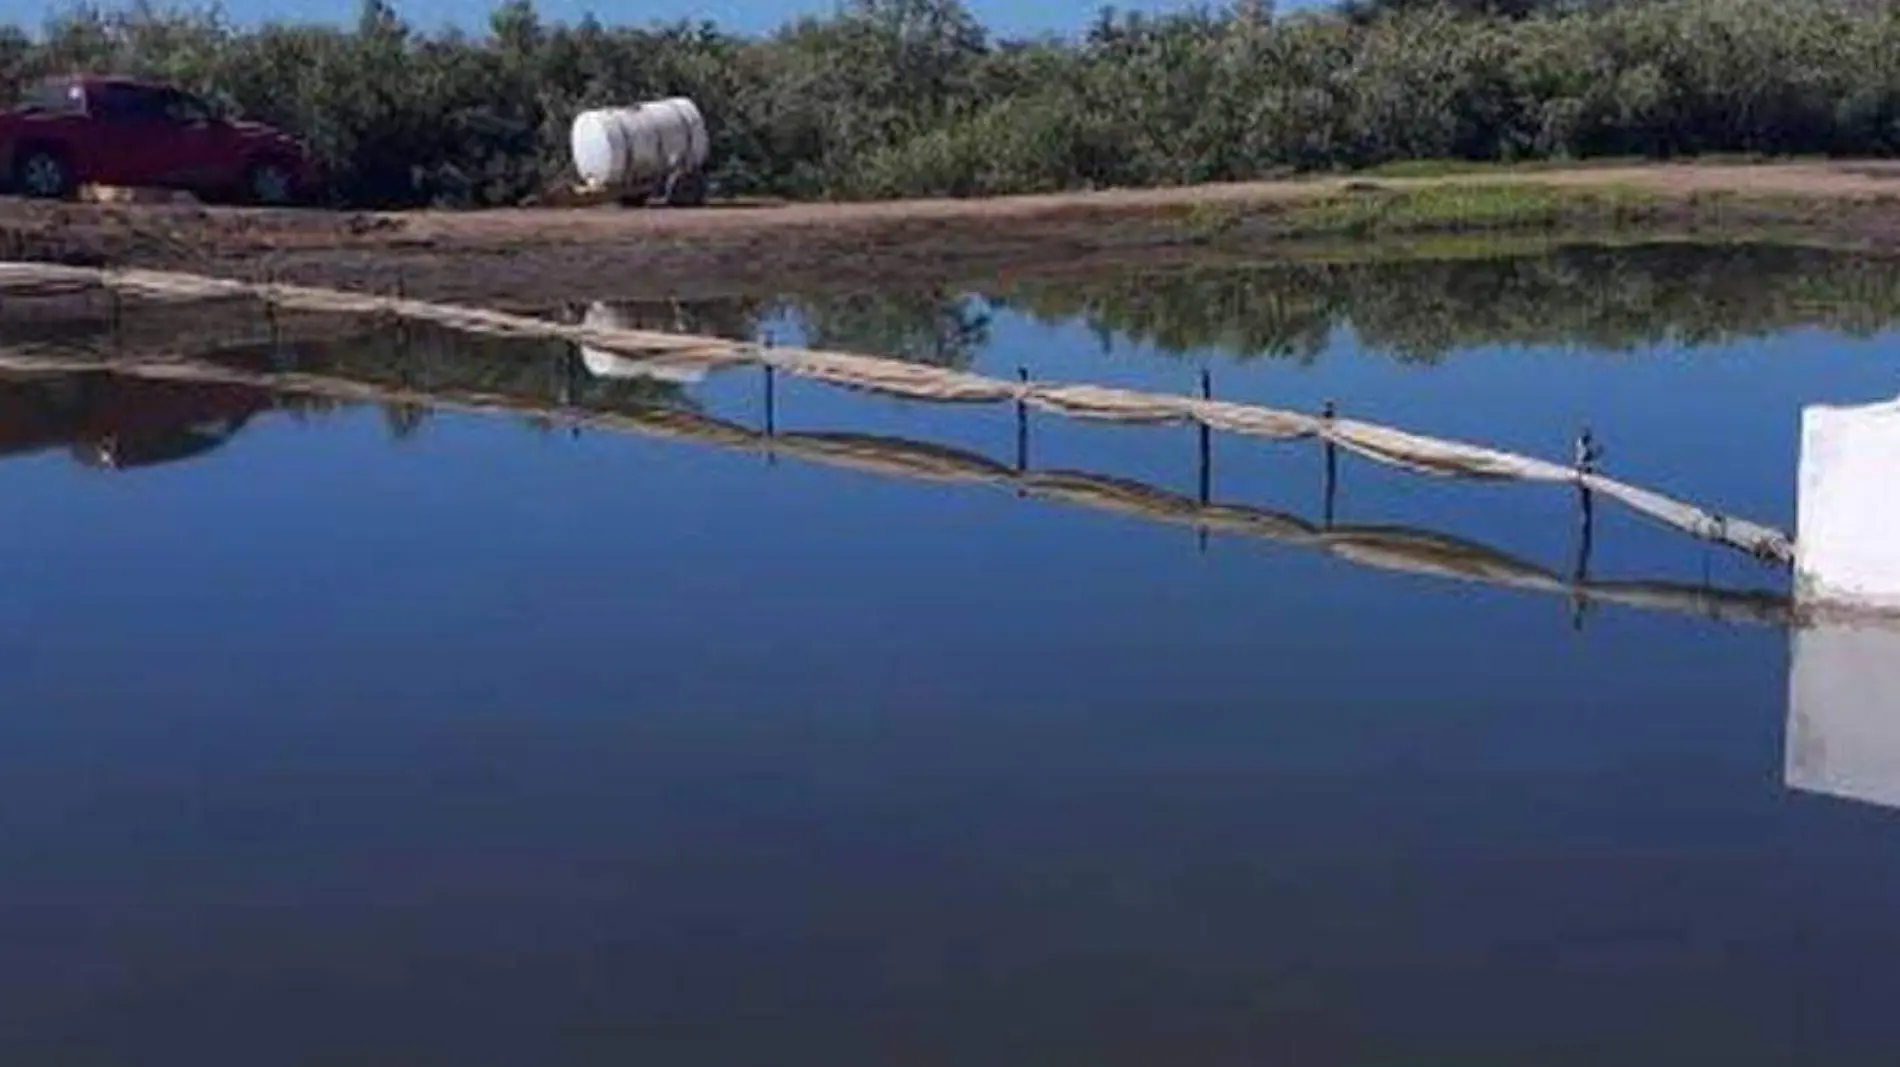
[0,262,1795,564]
[0,338,1792,630]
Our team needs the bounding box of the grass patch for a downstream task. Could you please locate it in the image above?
[1181,200,1249,240]
[1260,231,1828,268]
[1277,181,1664,239]
[1359,158,1634,179]
[1357,153,1821,179]
[1169,183,1900,264]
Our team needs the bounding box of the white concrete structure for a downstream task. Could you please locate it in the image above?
[1786,617,1900,812]
[1796,397,1900,613]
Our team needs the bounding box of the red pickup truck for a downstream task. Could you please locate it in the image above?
[0,75,319,205]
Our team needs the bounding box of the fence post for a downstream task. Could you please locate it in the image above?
[388,268,410,346]
[1322,399,1338,528]
[1197,369,1213,505]
[1573,425,1600,582]
[1570,425,1601,630]
[763,363,777,439]
[262,267,280,348]
[1015,367,1030,477]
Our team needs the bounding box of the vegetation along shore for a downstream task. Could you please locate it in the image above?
[3,0,1900,209]
[11,0,1900,296]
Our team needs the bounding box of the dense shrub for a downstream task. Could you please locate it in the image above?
[3,0,1897,208]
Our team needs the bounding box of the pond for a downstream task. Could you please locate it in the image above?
[2,243,1899,1065]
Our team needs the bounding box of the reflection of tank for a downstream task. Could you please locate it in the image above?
[1786,618,1900,813]
[0,373,273,471]
[579,302,709,385]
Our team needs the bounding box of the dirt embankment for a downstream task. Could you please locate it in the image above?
[7,162,1900,306]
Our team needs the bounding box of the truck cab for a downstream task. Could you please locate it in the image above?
[0,75,319,204]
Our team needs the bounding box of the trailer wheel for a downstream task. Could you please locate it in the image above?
[663,171,707,207]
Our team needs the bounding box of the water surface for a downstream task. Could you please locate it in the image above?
[2,244,1898,1065]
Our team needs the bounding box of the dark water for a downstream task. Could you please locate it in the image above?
[4,245,1900,1065]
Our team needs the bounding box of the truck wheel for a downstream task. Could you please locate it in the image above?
[245,159,298,206]
[14,148,74,199]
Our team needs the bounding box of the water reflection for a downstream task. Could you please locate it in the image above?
[11,248,1900,1063]
[578,303,709,384]
[0,316,1793,618]
[1787,617,1900,812]
[18,243,1900,378]
[7,303,1873,791]
[998,244,1900,362]
[562,243,1900,366]
[0,372,283,470]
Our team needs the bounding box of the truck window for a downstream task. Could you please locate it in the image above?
[23,79,83,114]
[89,83,169,122]
[159,90,213,125]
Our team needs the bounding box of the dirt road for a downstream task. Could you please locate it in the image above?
[394,162,1900,243]
[6,161,1900,305]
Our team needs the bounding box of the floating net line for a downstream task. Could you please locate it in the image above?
[0,261,1794,564]
[0,336,1793,630]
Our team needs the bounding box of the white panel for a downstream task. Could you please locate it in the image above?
[1796,398,1900,612]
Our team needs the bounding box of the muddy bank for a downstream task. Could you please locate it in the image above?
[8,162,1900,305]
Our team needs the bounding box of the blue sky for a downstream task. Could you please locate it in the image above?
[1,0,1326,38]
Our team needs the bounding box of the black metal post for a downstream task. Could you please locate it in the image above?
[1570,425,1603,631]
[764,363,777,438]
[1015,367,1030,477]
[1572,426,1601,585]
[1197,369,1212,506]
[260,268,279,347]
[392,271,411,350]
[1573,485,1596,584]
[1322,399,1338,528]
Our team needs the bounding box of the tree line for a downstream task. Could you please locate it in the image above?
[1,0,1897,208]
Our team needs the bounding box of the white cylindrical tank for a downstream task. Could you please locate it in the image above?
[570,98,709,190]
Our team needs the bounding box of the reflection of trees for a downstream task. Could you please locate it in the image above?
[583,290,994,368]
[787,289,993,368]
[551,246,1900,367]
[381,403,431,442]
[993,245,1900,362]
[200,318,695,420]
[15,241,1900,468]
[1001,272,1339,361]
[346,243,1900,381]
[649,244,1900,367]
[0,371,319,469]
